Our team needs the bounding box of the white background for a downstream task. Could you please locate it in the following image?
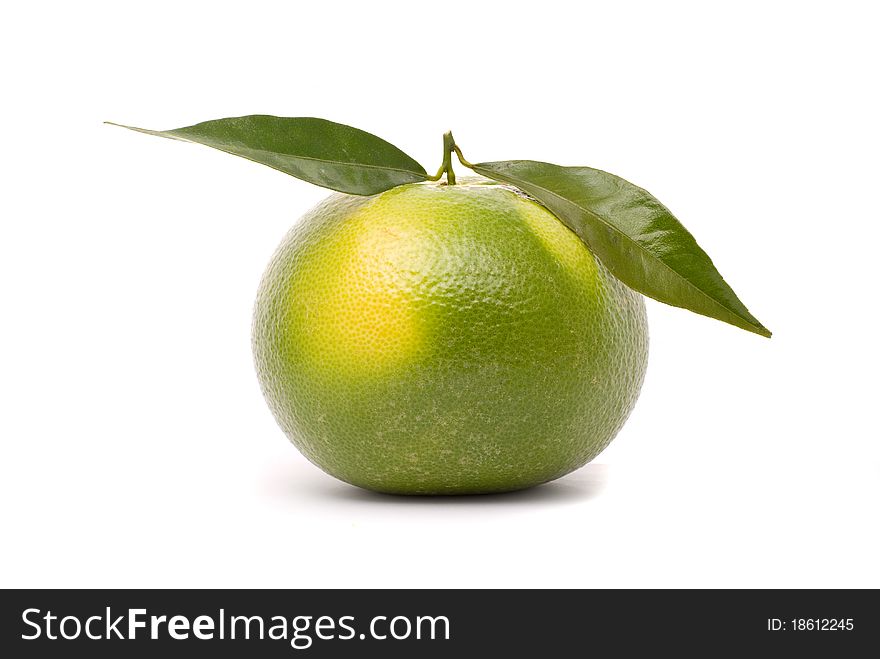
[2,1,878,588]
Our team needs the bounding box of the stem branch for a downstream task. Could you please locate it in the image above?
[453,144,474,170]
[427,130,476,184]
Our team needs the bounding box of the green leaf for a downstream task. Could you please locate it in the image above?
[473,160,771,337]
[107,116,428,195]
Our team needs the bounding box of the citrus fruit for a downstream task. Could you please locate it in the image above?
[253,177,648,494]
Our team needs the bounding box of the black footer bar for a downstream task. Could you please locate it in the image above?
[1,589,875,656]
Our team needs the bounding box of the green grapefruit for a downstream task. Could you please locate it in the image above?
[253,177,648,494]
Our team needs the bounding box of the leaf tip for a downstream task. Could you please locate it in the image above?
[743,320,772,338]
[104,121,141,132]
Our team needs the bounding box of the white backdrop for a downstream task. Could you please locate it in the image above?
[1,0,878,588]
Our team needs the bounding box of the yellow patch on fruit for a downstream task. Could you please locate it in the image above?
[315,276,421,374]
[519,201,598,284]
[296,202,424,376]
